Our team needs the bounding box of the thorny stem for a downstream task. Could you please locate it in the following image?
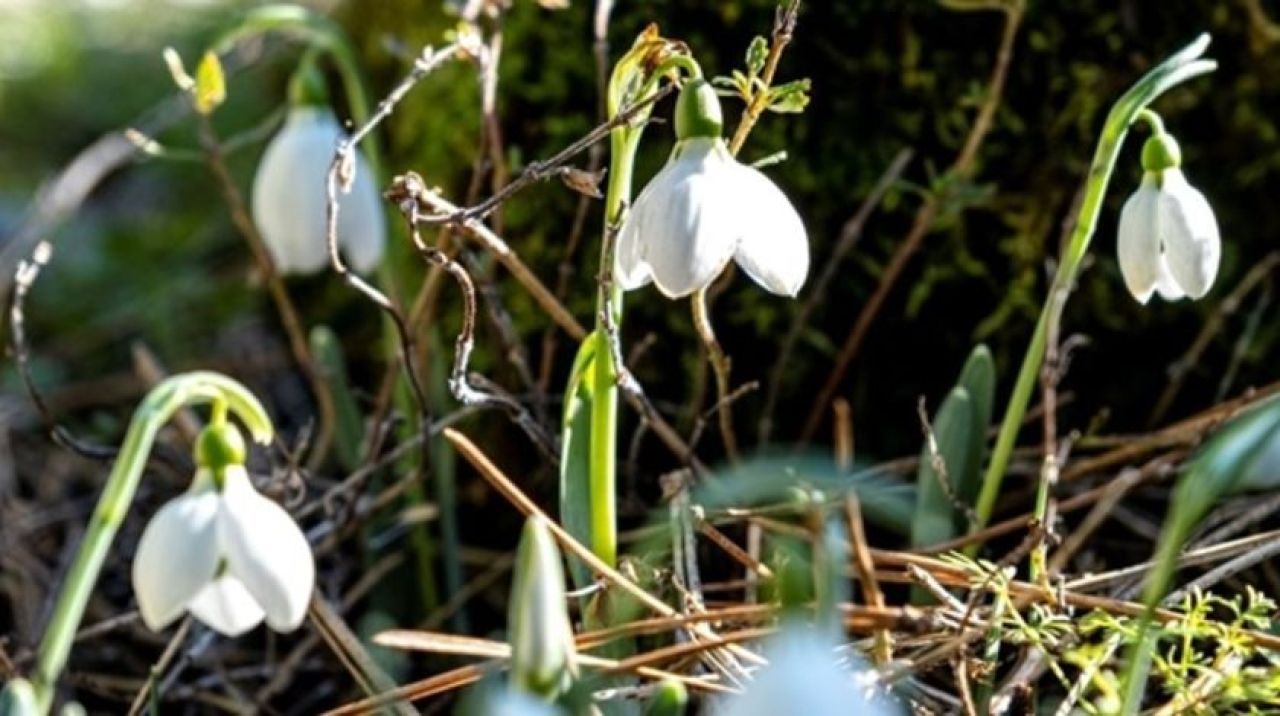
[28,374,272,713]
[197,116,336,470]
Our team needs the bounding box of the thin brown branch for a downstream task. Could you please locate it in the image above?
[691,287,740,461]
[727,0,802,154]
[845,493,892,665]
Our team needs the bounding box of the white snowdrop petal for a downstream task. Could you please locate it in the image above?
[187,576,266,637]
[252,108,386,276]
[1154,254,1185,301]
[614,163,668,291]
[337,149,388,273]
[252,108,335,275]
[642,139,739,298]
[218,467,315,632]
[1116,177,1163,304]
[711,626,900,716]
[1157,169,1220,299]
[131,483,220,632]
[728,162,809,296]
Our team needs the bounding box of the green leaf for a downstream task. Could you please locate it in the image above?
[559,333,601,592]
[911,386,975,551]
[1169,397,1280,542]
[692,455,917,536]
[309,325,365,471]
[766,78,811,114]
[1122,396,1280,708]
[745,35,769,77]
[194,51,226,115]
[954,344,995,508]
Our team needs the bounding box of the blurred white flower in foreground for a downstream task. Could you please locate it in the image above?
[1117,128,1220,304]
[132,426,314,637]
[711,625,902,716]
[508,517,576,701]
[251,105,386,275]
[615,79,808,298]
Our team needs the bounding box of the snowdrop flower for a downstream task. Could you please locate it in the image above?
[710,623,902,716]
[615,78,809,298]
[132,422,314,637]
[1117,124,1220,304]
[251,63,385,275]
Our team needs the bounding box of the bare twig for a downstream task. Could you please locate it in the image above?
[727,0,802,155]
[691,287,740,461]
[846,493,892,664]
[414,86,671,228]
[7,242,118,461]
[388,172,561,459]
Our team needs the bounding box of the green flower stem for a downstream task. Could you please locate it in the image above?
[1136,108,1165,136]
[29,373,272,714]
[586,128,640,567]
[584,50,703,569]
[972,35,1215,534]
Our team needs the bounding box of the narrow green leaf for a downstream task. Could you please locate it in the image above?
[559,334,600,592]
[309,325,364,471]
[1121,396,1280,708]
[911,386,974,550]
[954,344,995,507]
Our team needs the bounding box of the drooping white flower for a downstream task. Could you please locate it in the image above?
[132,461,314,637]
[710,624,902,716]
[1117,129,1220,304]
[251,106,386,275]
[615,79,809,298]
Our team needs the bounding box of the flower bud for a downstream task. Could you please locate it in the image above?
[195,422,247,472]
[508,517,576,700]
[675,78,723,140]
[0,678,39,716]
[1140,131,1181,174]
